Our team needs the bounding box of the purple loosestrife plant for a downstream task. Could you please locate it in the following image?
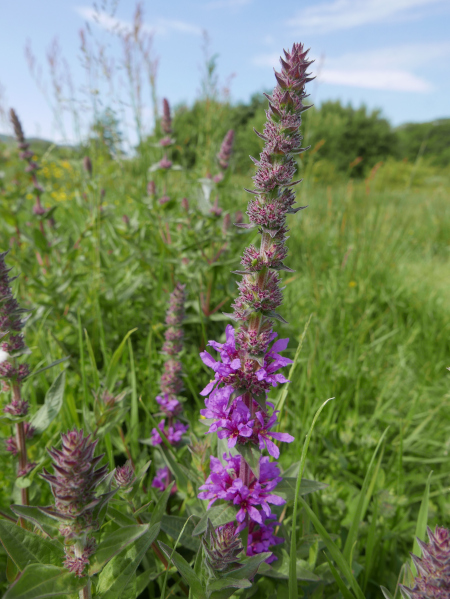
[41,428,108,579]
[198,43,312,560]
[150,283,189,486]
[9,108,48,232]
[399,526,450,599]
[0,251,35,506]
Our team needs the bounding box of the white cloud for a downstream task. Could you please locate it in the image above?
[75,6,202,37]
[288,0,445,33]
[205,0,251,8]
[320,68,432,92]
[252,42,450,93]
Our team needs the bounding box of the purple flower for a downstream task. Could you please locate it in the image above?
[255,410,294,459]
[200,325,292,399]
[216,402,254,448]
[152,466,177,494]
[159,155,172,170]
[150,420,189,446]
[247,518,283,564]
[156,393,182,417]
[198,454,284,524]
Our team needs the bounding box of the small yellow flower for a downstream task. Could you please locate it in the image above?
[349,281,357,288]
[25,193,34,200]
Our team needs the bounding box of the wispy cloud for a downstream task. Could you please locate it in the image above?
[252,42,450,93]
[205,0,251,9]
[288,0,445,34]
[75,6,202,37]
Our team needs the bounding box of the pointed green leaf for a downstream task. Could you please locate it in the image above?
[207,577,252,597]
[298,498,365,599]
[193,504,239,536]
[25,357,70,381]
[96,523,160,598]
[158,542,206,599]
[150,482,174,526]
[161,515,200,551]
[223,552,271,581]
[0,520,64,571]
[343,427,389,563]
[10,505,60,538]
[412,471,432,575]
[105,329,137,393]
[3,564,85,599]
[107,506,138,527]
[89,524,150,575]
[29,372,66,434]
[324,553,357,599]
[276,478,328,501]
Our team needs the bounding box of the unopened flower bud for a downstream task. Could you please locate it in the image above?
[161,98,172,134]
[83,156,93,176]
[400,526,450,598]
[114,460,135,490]
[217,130,235,171]
[181,197,189,211]
[147,180,156,196]
[203,520,242,573]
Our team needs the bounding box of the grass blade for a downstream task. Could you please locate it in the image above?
[289,396,334,599]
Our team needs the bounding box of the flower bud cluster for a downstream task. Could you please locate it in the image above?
[400,526,450,598]
[203,519,243,573]
[41,428,108,577]
[9,108,48,220]
[0,251,30,393]
[197,43,312,563]
[150,284,188,489]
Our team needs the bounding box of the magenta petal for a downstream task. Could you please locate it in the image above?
[265,437,280,459]
[236,508,246,522]
[266,494,286,505]
[228,436,237,448]
[248,506,262,524]
[271,338,289,352]
[270,432,294,443]
[200,380,215,396]
[200,351,216,368]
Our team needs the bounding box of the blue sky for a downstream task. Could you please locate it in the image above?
[1,0,449,144]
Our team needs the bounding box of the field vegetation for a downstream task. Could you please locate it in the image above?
[0,16,449,599]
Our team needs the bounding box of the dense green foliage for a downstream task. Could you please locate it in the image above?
[0,87,449,598]
[165,97,450,177]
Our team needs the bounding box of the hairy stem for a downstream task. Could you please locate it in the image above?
[13,383,29,514]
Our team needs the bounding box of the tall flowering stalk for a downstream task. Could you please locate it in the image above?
[41,428,108,586]
[198,43,313,559]
[0,251,34,508]
[150,283,188,491]
[9,108,48,233]
[400,526,450,598]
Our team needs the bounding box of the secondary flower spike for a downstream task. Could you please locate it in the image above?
[198,42,312,562]
[400,526,450,598]
[41,428,108,577]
